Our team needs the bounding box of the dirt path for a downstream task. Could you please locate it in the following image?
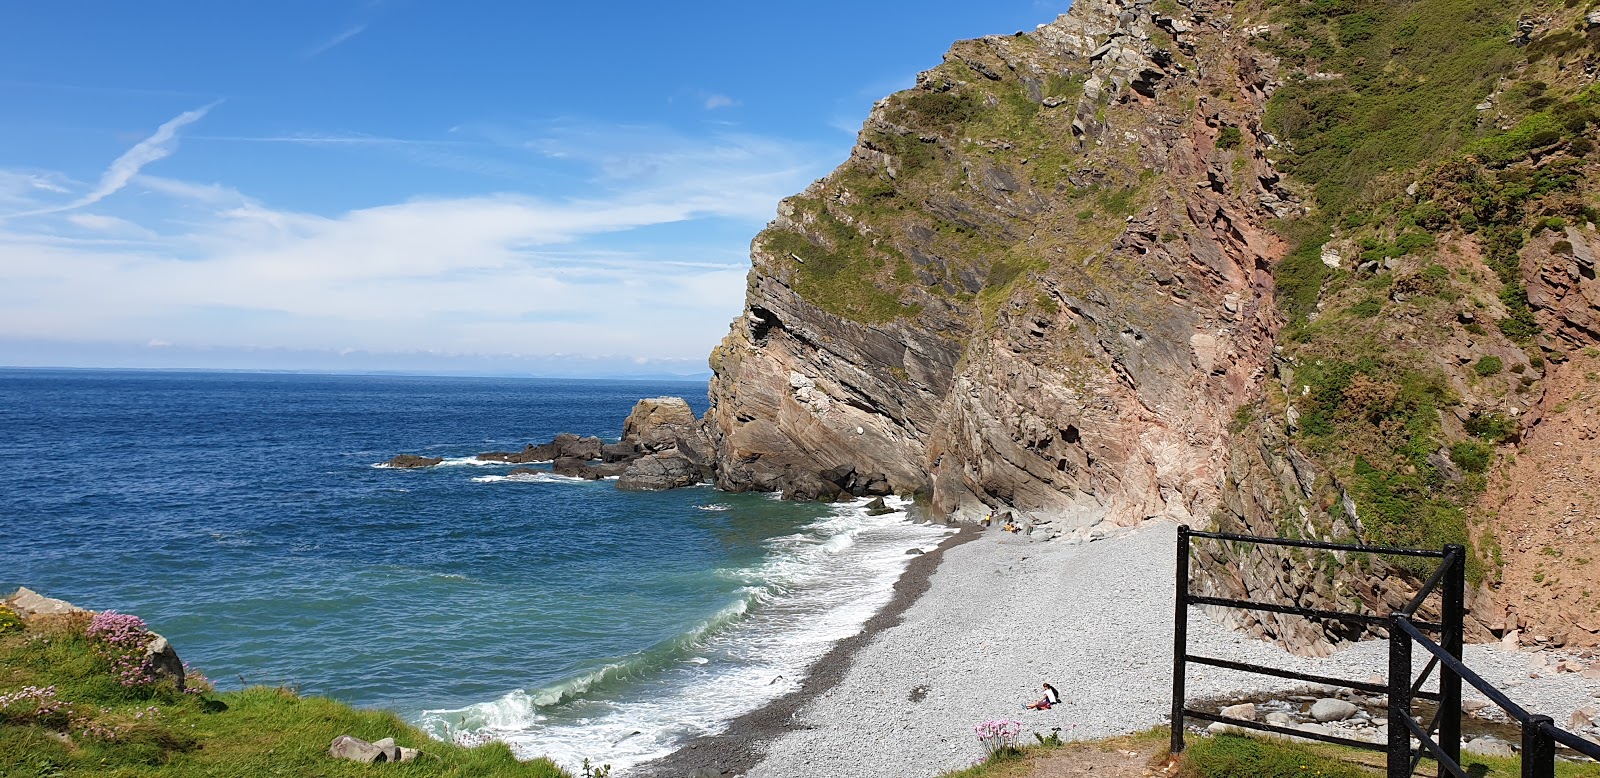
[1004,734,1175,778]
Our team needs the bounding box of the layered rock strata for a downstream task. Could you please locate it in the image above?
[705,0,1287,534]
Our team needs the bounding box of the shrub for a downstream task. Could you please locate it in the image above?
[1465,412,1517,442]
[0,606,22,635]
[1450,441,1494,473]
[1474,356,1504,376]
[1217,126,1243,149]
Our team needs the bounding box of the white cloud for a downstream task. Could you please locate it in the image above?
[8,103,217,218]
[0,119,835,370]
[66,213,158,238]
[305,24,368,58]
[703,93,738,110]
[0,185,753,360]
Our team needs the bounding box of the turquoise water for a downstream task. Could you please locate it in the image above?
[0,369,951,772]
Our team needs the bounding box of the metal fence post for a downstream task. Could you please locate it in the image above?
[1171,525,1191,756]
[1439,545,1466,777]
[1522,716,1554,778]
[1388,615,1414,778]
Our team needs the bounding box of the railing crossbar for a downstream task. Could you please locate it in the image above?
[1401,715,1471,778]
[1401,549,1458,616]
[1186,529,1450,558]
[1187,594,1387,626]
[1394,619,1533,723]
[1409,654,1439,701]
[1539,720,1600,761]
[1182,709,1387,752]
[1186,654,1440,701]
[1188,594,1442,632]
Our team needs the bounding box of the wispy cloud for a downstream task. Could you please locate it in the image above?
[0,118,837,368]
[305,24,368,58]
[7,103,218,218]
[703,93,738,110]
[193,133,465,147]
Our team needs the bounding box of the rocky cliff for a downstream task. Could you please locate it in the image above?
[704,0,1600,652]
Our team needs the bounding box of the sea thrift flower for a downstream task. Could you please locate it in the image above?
[973,718,1024,759]
[86,611,157,688]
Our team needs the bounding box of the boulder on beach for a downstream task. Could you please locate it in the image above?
[380,454,443,469]
[1220,702,1257,721]
[1309,698,1358,723]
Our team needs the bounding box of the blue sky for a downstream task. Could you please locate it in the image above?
[0,1,1065,377]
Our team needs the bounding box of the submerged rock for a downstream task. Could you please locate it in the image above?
[380,454,442,469]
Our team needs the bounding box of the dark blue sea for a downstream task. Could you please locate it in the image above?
[0,368,950,772]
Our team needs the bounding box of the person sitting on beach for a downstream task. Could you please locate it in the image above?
[1026,682,1061,710]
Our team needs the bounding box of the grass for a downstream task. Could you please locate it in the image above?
[0,608,569,778]
[1181,732,1600,778]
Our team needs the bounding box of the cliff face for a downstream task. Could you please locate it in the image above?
[705,0,1600,651]
[707,0,1287,532]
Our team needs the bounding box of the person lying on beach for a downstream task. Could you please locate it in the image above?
[1025,682,1061,710]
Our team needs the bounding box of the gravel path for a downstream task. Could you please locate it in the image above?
[747,521,1600,778]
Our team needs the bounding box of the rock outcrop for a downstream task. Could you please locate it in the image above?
[478,433,605,464]
[617,397,715,491]
[704,0,1284,530]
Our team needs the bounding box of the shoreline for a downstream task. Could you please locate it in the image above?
[663,520,1600,778]
[633,523,982,777]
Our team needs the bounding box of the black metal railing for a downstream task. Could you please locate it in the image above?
[1169,526,1600,778]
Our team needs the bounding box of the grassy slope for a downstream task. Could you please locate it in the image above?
[0,611,569,778]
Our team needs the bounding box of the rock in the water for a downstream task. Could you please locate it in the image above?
[617,451,705,491]
[1309,698,1358,723]
[601,441,639,463]
[865,497,898,516]
[622,397,700,453]
[329,734,390,764]
[480,434,605,464]
[381,454,443,469]
[861,472,892,496]
[1220,702,1257,721]
[551,457,603,480]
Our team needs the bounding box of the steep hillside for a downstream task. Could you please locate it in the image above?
[703,0,1600,652]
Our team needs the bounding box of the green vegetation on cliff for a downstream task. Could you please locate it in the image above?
[1255,0,1600,576]
[0,607,567,778]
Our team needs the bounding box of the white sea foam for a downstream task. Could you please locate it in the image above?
[696,503,732,512]
[415,496,953,775]
[471,472,593,485]
[371,455,544,469]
